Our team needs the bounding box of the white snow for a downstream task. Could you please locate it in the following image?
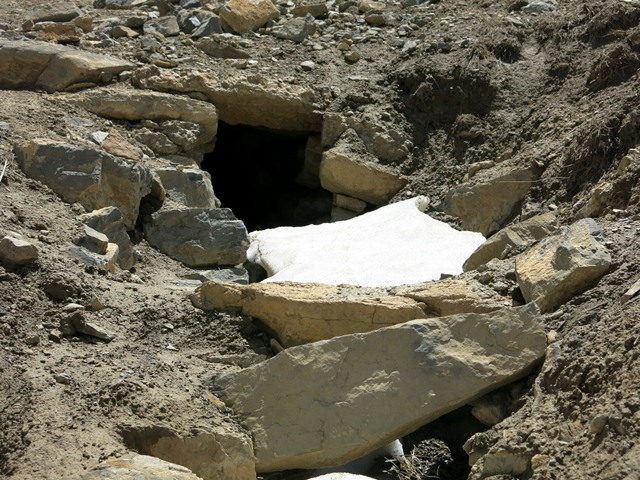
[247,196,485,287]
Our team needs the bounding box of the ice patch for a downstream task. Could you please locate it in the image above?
[248,196,485,287]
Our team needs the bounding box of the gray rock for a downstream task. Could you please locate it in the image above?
[160,120,205,150]
[216,304,545,472]
[192,15,223,38]
[80,207,136,270]
[181,266,250,284]
[199,39,250,59]
[15,140,154,230]
[291,0,329,18]
[144,16,181,37]
[60,311,116,341]
[143,208,249,267]
[274,18,316,43]
[515,218,611,313]
[522,1,557,13]
[154,167,220,209]
[95,0,147,9]
[0,236,38,265]
[67,243,119,273]
[136,130,179,155]
[31,1,82,22]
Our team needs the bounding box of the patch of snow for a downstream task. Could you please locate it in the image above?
[248,196,485,287]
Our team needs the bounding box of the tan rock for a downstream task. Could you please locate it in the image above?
[101,128,143,161]
[334,194,367,213]
[192,281,428,347]
[319,148,408,205]
[219,0,280,34]
[393,278,508,316]
[0,40,133,92]
[81,454,203,480]
[443,163,538,235]
[216,304,545,472]
[515,218,611,313]
[463,212,559,271]
[119,425,256,480]
[133,69,323,132]
[74,89,218,151]
[37,22,82,44]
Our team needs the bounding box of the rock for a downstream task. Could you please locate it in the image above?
[216,304,545,472]
[30,1,82,22]
[199,39,250,58]
[274,18,316,43]
[67,243,119,273]
[291,0,329,18]
[95,0,148,9]
[393,278,509,316]
[219,0,280,34]
[358,0,385,12]
[143,208,249,267]
[192,281,429,346]
[181,266,249,284]
[443,163,539,236]
[515,218,611,313]
[577,181,614,218]
[248,197,484,287]
[136,130,179,155]
[101,128,143,161]
[300,60,316,71]
[160,120,206,151]
[154,167,220,209]
[144,16,181,37]
[334,194,366,213]
[36,23,82,44]
[133,68,322,132]
[522,1,557,13]
[192,16,223,38]
[81,454,203,479]
[73,15,94,32]
[463,212,559,271]
[621,278,640,304]
[347,113,409,163]
[74,89,218,152]
[15,139,154,230]
[60,311,116,341]
[321,113,348,147]
[0,39,133,92]
[74,225,109,255]
[111,25,140,38]
[0,236,39,265]
[319,148,408,205]
[80,207,136,270]
[118,425,256,480]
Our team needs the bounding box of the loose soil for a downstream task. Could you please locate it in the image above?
[1,0,639,479]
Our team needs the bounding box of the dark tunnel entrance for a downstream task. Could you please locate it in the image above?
[201,122,332,232]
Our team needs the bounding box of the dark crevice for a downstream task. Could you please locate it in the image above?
[201,122,332,232]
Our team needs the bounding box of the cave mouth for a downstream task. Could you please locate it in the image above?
[201,121,332,232]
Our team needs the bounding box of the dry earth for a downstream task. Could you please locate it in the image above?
[1,0,639,479]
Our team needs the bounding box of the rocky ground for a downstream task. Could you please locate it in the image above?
[0,0,639,479]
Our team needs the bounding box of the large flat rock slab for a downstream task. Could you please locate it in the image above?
[192,281,429,346]
[216,304,545,472]
[515,218,611,313]
[0,39,132,92]
[248,196,485,287]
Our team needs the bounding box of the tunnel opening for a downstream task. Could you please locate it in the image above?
[201,122,332,232]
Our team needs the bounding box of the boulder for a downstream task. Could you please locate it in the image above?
[0,236,39,265]
[219,0,280,34]
[118,425,256,480]
[143,208,249,267]
[248,197,485,287]
[443,163,539,236]
[74,225,109,255]
[79,207,136,270]
[515,218,611,313]
[144,16,181,37]
[393,278,509,316]
[191,281,429,346]
[216,304,545,472]
[101,128,143,161]
[133,69,323,132]
[74,89,218,152]
[15,140,154,230]
[81,454,203,479]
[154,167,220,209]
[463,212,559,271]
[67,243,119,274]
[0,39,133,92]
[319,148,408,205]
[30,1,82,22]
[346,113,409,164]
